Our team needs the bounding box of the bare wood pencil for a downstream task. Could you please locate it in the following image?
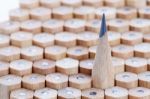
[92,14,114,89]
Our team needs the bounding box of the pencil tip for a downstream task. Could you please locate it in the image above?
[99,14,107,38]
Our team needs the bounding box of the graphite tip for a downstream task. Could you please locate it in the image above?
[99,14,107,38]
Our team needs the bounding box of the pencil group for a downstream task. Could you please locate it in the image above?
[0,0,150,99]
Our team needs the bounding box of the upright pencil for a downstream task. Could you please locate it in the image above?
[92,14,114,89]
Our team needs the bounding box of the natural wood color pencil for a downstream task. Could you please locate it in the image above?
[92,14,114,89]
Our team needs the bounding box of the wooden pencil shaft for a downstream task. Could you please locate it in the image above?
[121,32,143,46]
[61,0,82,7]
[52,6,73,20]
[81,88,104,99]
[108,31,121,47]
[0,21,20,35]
[55,32,77,48]
[10,88,34,99]
[46,73,68,90]
[0,75,22,99]
[144,34,150,43]
[58,87,81,99]
[92,32,114,89]
[126,0,147,8]
[115,72,138,89]
[79,59,94,75]
[20,0,39,9]
[40,0,61,8]
[0,84,9,99]
[30,7,51,21]
[33,33,54,48]
[138,72,150,88]
[34,88,57,99]
[104,0,125,8]
[105,86,128,99]
[11,31,33,48]
[69,73,92,90]
[77,32,98,47]
[117,7,137,20]
[33,59,55,75]
[83,0,103,7]
[129,87,150,99]
[9,8,29,22]
[108,19,129,33]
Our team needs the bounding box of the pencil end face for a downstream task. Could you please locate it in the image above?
[99,14,107,38]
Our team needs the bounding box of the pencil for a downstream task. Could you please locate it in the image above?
[92,14,114,89]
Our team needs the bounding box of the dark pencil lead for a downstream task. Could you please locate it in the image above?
[99,14,107,38]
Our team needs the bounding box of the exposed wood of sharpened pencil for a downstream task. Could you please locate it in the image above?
[92,14,114,89]
[0,84,9,99]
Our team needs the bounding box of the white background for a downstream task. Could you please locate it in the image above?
[0,0,19,22]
